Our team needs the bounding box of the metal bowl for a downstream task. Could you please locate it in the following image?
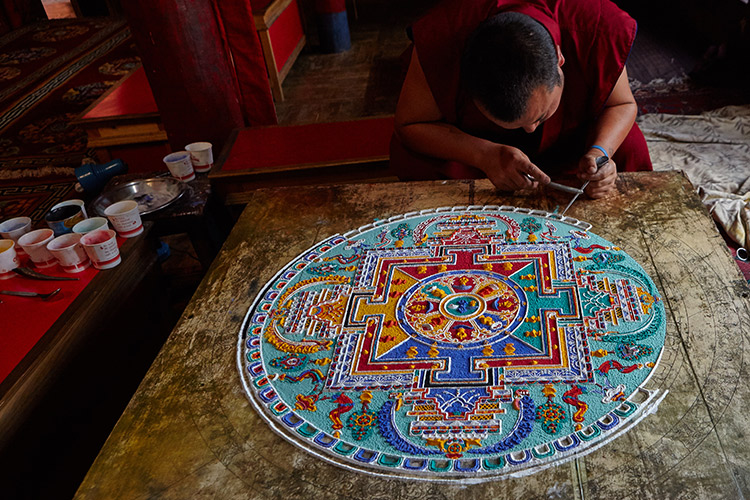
[92,177,187,217]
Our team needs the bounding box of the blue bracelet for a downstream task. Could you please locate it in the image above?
[590,144,608,157]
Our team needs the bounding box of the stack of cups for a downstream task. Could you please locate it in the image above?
[185,142,213,173]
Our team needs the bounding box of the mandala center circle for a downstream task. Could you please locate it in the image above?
[399,272,525,346]
[439,293,485,320]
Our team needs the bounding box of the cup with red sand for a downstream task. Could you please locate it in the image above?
[80,229,120,269]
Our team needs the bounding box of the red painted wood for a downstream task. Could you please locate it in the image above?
[268,0,305,69]
[82,67,158,119]
[222,116,394,172]
[0,237,123,385]
[107,142,173,175]
[213,0,278,127]
[121,0,275,154]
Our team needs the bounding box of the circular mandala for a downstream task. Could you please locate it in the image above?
[238,207,667,480]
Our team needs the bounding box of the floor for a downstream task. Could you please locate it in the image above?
[275,0,714,126]
[41,0,75,19]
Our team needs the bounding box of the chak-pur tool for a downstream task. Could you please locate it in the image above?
[560,155,610,216]
[12,267,79,281]
[523,173,584,195]
[0,288,61,300]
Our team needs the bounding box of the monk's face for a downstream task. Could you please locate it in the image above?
[479,46,565,134]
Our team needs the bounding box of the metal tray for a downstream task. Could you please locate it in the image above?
[92,177,187,217]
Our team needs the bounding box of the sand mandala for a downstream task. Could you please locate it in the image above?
[238,207,667,480]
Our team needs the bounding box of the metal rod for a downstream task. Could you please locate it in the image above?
[0,288,61,300]
[547,181,584,194]
[522,173,584,194]
[560,155,610,216]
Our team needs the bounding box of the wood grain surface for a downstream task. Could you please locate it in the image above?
[74,172,750,499]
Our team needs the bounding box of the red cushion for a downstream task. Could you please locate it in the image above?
[222,116,394,172]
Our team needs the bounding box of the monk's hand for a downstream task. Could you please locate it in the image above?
[578,153,617,199]
[482,145,550,191]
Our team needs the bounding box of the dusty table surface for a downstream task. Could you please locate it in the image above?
[75,172,750,500]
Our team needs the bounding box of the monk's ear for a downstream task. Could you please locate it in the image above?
[556,45,565,67]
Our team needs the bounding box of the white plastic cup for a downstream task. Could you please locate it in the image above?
[0,239,20,279]
[52,199,88,218]
[47,233,90,273]
[80,229,121,269]
[163,151,195,181]
[18,228,56,269]
[73,217,109,235]
[185,142,213,173]
[0,216,32,257]
[104,200,143,238]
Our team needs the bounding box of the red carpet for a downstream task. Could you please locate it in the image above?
[0,17,139,222]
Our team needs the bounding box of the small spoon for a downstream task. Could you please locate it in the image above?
[0,288,62,300]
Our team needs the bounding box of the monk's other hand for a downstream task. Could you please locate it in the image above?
[482,144,550,191]
[578,153,617,199]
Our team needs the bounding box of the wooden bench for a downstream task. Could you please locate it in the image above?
[72,66,170,174]
[209,115,397,205]
[251,0,306,102]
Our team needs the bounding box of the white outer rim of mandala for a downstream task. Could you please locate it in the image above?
[236,206,667,482]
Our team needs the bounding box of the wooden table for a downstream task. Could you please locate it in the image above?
[74,172,750,499]
[0,225,167,498]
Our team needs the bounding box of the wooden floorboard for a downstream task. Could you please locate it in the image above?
[276,0,711,125]
[275,0,435,125]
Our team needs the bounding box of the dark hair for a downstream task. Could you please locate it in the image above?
[461,12,561,122]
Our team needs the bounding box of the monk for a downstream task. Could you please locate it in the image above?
[391,0,653,198]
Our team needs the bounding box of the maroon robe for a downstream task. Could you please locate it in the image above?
[392,0,652,180]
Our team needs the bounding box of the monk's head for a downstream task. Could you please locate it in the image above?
[461,12,564,133]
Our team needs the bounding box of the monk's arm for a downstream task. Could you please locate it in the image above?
[393,49,550,191]
[578,66,638,198]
